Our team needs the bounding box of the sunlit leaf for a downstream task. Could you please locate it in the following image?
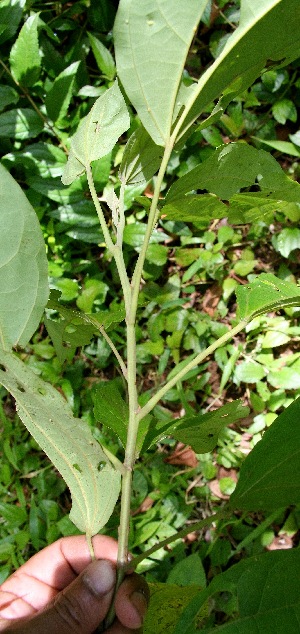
[87,32,116,80]
[236,273,300,320]
[0,108,44,139]
[0,350,121,535]
[114,0,209,145]
[0,164,49,350]
[9,13,41,86]
[61,81,130,185]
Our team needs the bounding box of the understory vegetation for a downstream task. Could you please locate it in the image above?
[1,0,300,631]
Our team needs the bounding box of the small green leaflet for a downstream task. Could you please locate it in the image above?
[0,349,121,535]
[236,273,300,320]
[61,81,130,185]
[9,13,41,87]
[87,32,116,80]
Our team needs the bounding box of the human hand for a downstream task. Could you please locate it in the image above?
[0,535,148,633]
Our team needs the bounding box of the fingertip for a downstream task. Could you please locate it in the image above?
[115,574,149,629]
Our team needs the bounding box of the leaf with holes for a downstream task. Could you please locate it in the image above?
[236,273,300,320]
[0,349,121,535]
[140,400,249,454]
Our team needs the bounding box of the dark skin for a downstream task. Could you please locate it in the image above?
[0,535,149,633]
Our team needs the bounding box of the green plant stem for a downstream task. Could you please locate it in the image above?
[127,507,230,571]
[86,164,116,252]
[99,326,127,378]
[86,165,131,313]
[137,319,248,422]
[130,142,173,316]
[105,144,175,629]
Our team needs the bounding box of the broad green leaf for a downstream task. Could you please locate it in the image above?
[176,0,300,141]
[0,86,19,112]
[171,400,249,453]
[174,549,300,633]
[62,81,130,184]
[93,382,128,446]
[45,61,80,124]
[144,583,201,634]
[0,0,25,45]
[114,0,209,145]
[0,164,49,350]
[119,127,163,186]
[140,400,249,454]
[9,13,41,87]
[162,194,227,223]
[87,32,116,80]
[166,143,300,203]
[229,397,300,512]
[0,108,44,139]
[0,349,121,535]
[236,273,300,320]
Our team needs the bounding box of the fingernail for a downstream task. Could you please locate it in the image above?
[83,560,115,597]
[130,590,148,625]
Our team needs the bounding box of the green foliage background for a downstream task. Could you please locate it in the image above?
[1,0,300,630]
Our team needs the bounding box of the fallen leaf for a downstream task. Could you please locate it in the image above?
[164,442,198,468]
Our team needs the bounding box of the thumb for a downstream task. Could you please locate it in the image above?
[11,560,116,634]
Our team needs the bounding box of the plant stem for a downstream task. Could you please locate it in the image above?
[130,142,173,316]
[127,507,230,570]
[86,164,116,252]
[99,326,127,378]
[137,319,248,422]
[86,165,131,313]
